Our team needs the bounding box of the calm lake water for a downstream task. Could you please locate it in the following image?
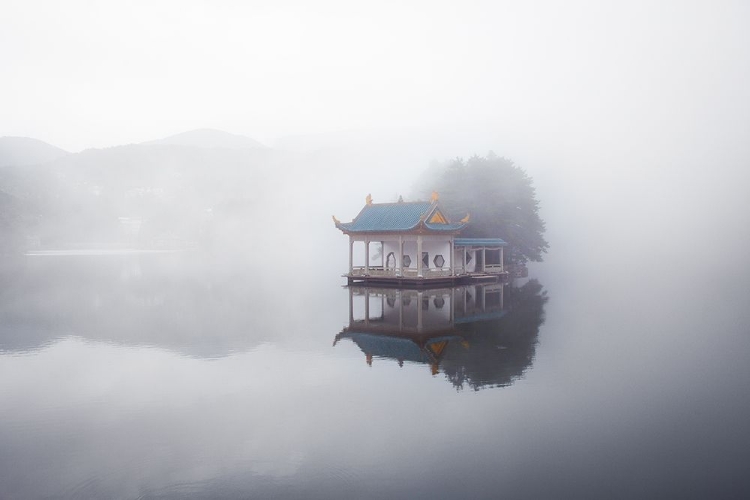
[1,246,749,499]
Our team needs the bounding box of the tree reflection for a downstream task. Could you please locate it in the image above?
[335,280,548,390]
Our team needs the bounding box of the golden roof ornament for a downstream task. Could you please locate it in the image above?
[431,191,439,202]
[332,215,340,225]
[460,213,471,223]
[366,193,373,205]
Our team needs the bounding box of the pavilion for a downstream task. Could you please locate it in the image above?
[333,193,507,285]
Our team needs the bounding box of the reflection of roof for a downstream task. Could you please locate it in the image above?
[336,201,466,233]
[454,238,507,246]
[340,332,461,364]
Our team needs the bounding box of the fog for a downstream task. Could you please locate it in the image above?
[3,0,748,262]
[2,1,750,498]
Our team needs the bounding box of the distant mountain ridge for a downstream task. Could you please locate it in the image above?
[0,137,69,167]
[0,128,273,253]
[143,129,266,150]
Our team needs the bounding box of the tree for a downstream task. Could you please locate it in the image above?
[419,153,548,265]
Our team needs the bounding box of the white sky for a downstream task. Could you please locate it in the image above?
[1,0,749,153]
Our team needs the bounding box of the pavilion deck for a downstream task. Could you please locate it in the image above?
[345,266,508,286]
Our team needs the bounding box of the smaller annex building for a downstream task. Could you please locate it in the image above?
[333,193,507,285]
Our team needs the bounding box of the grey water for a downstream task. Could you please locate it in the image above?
[1,237,750,499]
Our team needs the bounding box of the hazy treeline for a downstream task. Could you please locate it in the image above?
[0,133,549,268]
[0,140,275,253]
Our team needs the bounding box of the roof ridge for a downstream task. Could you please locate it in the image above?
[366,200,432,206]
[337,199,453,233]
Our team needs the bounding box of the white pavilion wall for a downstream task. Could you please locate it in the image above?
[454,248,477,272]
[382,241,400,268]
[403,241,417,268]
[359,235,453,271]
[382,238,452,270]
[422,240,451,269]
[467,249,476,272]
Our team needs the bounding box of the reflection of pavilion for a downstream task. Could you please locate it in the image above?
[335,284,505,373]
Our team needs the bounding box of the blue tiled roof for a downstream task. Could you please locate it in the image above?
[338,202,433,232]
[454,238,507,246]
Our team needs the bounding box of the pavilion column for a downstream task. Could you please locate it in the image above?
[348,236,353,274]
[500,246,504,271]
[399,236,404,276]
[381,240,384,269]
[365,238,370,274]
[417,235,423,277]
[482,247,486,273]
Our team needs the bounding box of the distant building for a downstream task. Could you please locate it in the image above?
[333,193,507,285]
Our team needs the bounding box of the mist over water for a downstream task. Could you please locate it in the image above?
[1,148,749,497]
[2,0,750,498]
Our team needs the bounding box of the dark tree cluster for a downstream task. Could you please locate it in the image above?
[420,153,548,265]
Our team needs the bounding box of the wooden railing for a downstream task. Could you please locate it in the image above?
[351,265,503,277]
[366,268,394,277]
[349,266,455,278]
[484,264,505,274]
[425,268,452,277]
[350,266,367,276]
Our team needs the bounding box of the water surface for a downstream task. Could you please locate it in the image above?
[1,247,749,499]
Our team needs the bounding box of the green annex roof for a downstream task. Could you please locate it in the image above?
[454,238,507,247]
[336,200,467,234]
